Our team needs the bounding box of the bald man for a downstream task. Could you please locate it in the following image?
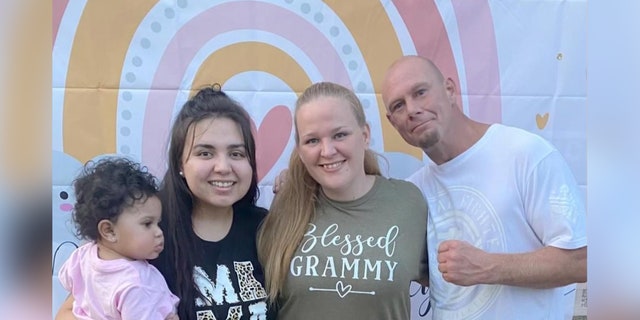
[381,55,586,320]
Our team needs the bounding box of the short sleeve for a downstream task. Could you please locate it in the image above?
[58,249,80,292]
[116,285,179,320]
[58,261,72,291]
[524,150,587,249]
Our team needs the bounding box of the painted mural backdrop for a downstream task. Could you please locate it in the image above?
[52,0,587,318]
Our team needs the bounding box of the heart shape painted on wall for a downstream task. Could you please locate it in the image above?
[536,113,549,129]
[251,105,292,182]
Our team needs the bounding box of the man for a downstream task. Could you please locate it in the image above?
[381,55,586,319]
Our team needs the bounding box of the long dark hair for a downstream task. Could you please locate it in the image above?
[157,86,259,319]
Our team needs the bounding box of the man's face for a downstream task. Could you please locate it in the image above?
[382,58,454,150]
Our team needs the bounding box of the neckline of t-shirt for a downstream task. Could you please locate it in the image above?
[432,123,499,172]
[89,242,146,272]
[319,175,382,208]
[193,210,237,245]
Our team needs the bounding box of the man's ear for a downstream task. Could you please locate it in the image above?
[445,78,457,101]
[98,219,117,243]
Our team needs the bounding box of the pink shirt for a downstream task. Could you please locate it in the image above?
[59,242,179,320]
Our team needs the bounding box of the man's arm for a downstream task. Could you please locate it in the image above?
[437,240,586,288]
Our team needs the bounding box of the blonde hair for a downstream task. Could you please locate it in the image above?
[257,82,380,303]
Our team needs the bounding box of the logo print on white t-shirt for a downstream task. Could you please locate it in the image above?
[549,184,578,224]
[426,186,505,319]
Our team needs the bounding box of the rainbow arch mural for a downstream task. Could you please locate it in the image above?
[52,1,587,318]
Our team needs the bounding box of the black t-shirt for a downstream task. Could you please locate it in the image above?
[153,204,275,320]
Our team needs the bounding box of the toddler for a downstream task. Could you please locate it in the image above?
[59,157,179,319]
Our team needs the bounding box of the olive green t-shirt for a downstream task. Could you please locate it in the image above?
[277,176,428,320]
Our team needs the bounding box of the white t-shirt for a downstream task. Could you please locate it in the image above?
[407,124,587,320]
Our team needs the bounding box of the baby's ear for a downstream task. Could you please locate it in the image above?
[98,219,117,243]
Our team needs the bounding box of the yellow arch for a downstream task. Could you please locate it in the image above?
[191,42,311,94]
[63,0,156,163]
[325,0,423,159]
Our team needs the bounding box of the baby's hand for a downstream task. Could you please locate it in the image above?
[165,313,179,320]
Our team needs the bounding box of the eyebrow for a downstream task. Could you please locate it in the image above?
[388,82,430,108]
[192,143,246,150]
[332,126,349,133]
[138,213,160,220]
[300,126,349,139]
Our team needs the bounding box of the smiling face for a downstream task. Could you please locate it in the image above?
[295,96,371,200]
[181,117,253,212]
[382,57,456,151]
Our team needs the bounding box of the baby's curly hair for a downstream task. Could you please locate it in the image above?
[72,157,158,241]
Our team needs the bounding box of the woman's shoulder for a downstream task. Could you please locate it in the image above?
[234,203,268,223]
[375,176,425,203]
[378,176,422,192]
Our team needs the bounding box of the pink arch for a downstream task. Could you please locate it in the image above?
[451,0,502,123]
[142,1,352,175]
[392,0,502,123]
[53,0,69,47]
